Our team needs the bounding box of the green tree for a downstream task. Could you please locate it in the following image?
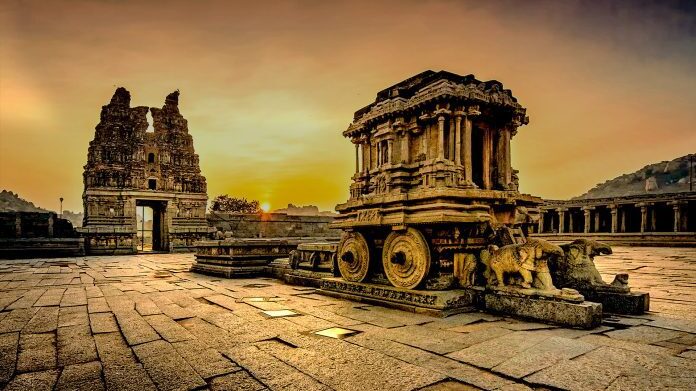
[209,195,261,213]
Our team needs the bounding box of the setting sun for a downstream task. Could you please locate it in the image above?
[260,202,271,213]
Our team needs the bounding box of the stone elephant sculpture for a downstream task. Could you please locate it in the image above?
[554,239,629,292]
[480,238,564,290]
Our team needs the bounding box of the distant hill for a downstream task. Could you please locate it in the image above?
[0,190,48,212]
[573,154,694,200]
[0,190,83,226]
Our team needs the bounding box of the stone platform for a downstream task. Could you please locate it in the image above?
[483,291,602,329]
[319,278,603,328]
[1,250,695,391]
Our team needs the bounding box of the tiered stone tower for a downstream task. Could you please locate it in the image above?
[81,88,211,254]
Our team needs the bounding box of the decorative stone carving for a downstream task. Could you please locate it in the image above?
[382,228,431,289]
[480,239,563,290]
[337,232,371,282]
[289,242,337,272]
[554,239,628,293]
[453,253,477,287]
[550,238,650,314]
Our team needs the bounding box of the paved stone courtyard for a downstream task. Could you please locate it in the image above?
[0,247,694,391]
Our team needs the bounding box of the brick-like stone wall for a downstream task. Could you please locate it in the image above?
[206,212,340,238]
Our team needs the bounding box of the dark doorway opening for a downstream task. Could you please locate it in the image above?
[148,179,157,190]
[471,126,483,188]
[135,200,167,252]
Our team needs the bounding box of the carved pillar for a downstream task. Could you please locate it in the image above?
[496,127,512,189]
[463,107,479,186]
[437,115,445,160]
[387,139,393,165]
[568,211,574,233]
[354,143,360,174]
[454,114,462,165]
[672,203,681,232]
[362,142,369,174]
[610,205,618,233]
[639,203,647,233]
[594,210,601,233]
[401,131,410,164]
[583,207,592,233]
[505,128,512,187]
[557,208,566,234]
[482,128,492,190]
[538,212,545,233]
[377,141,382,166]
[448,118,455,161]
[464,107,480,185]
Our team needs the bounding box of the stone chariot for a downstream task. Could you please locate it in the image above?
[331,70,540,290]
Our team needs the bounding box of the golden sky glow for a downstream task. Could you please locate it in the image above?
[1,1,695,212]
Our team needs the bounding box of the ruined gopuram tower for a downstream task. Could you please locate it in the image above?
[81,88,212,254]
[332,70,543,289]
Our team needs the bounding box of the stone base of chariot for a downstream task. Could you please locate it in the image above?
[578,289,650,315]
[318,278,602,328]
[482,287,602,329]
[267,259,334,288]
[319,278,483,317]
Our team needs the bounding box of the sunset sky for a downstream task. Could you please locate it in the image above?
[1,0,695,213]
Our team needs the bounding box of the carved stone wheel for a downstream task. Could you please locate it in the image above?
[382,227,431,289]
[337,232,371,282]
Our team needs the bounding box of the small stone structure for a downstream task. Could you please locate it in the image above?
[0,212,84,258]
[191,237,339,278]
[534,192,695,246]
[80,88,212,254]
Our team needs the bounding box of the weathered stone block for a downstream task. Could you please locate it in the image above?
[579,290,649,315]
[483,292,602,329]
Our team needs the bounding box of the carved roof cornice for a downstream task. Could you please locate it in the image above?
[343,71,526,137]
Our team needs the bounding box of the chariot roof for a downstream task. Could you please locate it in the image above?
[344,70,526,137]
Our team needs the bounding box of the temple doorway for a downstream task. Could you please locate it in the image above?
[135,200,167,252]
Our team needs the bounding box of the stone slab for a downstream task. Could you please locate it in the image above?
[318,278,481,316]
[580,289,650,315]
[281,268,334,288]
[483,292,602,329]
[189,262,267,278]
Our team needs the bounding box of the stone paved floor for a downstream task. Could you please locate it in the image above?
[0,247,694,391]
